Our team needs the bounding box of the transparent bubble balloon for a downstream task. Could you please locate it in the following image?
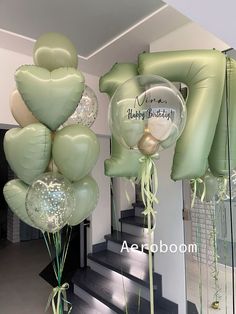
[109,75,187,156]
[63,85,98,128]
[26,172,75,233]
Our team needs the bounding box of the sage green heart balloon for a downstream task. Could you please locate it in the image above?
[15,65,85,130]
[4,123,52,184]
[33,32,78,71]
[68,176,99,226]
[3,179,37,228]
[53,125,100,181]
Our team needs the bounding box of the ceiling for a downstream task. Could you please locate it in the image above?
[0,0,190,75]
[0,0,164,57]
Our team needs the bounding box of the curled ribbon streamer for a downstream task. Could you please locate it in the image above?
[190,178,205,208]
[138,154,159,314]
[46,283,72,314]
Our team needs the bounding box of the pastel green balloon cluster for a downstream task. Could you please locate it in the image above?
[3,32,100,232]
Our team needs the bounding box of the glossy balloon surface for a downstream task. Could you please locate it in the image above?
[53,125,100,181]
[4,123,51,185]
[26,172,75,233]
[33,32,78,71]
[15,65,85,130]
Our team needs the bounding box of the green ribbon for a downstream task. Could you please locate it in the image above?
[138,154,159,314]
[190,178,206,208]
[43,227,72,314]
[46,283,72,314]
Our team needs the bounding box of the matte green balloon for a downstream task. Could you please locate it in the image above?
[4,123,51,185]
[33,32,78,71]
[3,179,37,228]
[100,63,142,177]
[138,50,226,180]
[15,65,85,130]
[209,58,236,177]
[68,176,99,226]
[53,125,100,181]
[195,170,218,202]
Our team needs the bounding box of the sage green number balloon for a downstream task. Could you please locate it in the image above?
[100,63,143,177]
[68,176,99,226]
[138,50,226,180]
[209,58,236,177]
[4,123,51,185]
[53,125,100,181]
[15,65,85,130]
[3,179,37,228]
[33,32,78,71]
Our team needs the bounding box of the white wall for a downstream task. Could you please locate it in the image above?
[164,0,236,49]
[150,21,229,314]
[0,46,111,246]
[91,136,111,245]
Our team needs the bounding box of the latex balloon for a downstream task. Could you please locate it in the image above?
[138,132,160,156]
[33,32,78,71]
[53,125,100,181]
[47,159,59,173]
[10,89,39,127]
[15,65,85,130]
[63,85,98,128]
[138,50,225,180]
[68,176,99,226]
[100,63,143,177]
[4,123,51,185]
[209,58,236,177]
[3,179,37,228]
[109,75,186,153]
[26,172,75,233]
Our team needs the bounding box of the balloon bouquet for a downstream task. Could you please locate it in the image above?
[3,32,99,313]
[101,70,187,314]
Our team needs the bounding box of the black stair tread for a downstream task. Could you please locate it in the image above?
[88,249,157,288]
[68,293,101,314]
[119,215,154,228]
[105,231,150,253]
[72,268,168,314]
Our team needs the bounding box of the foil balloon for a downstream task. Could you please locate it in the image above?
[109,75,186,155]
[3,179,37,228]
[68,176,99,226]
[33,32,78,71]
[53,124,100,182]
[63,85,98,128]
[26,172,75,233]
[10,89,39,127]
[4,123,52,185]
[15,65,85,130]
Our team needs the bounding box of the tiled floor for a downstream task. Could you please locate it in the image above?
[0,239,51,314]
[186,256,236,313]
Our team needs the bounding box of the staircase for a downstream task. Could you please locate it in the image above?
[71,202,179,313]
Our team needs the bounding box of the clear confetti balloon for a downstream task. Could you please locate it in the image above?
[63,85,98,128]
[26,172,75,233]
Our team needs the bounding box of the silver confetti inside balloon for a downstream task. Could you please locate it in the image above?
[63,85,98,128]
[26,172,75,233]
